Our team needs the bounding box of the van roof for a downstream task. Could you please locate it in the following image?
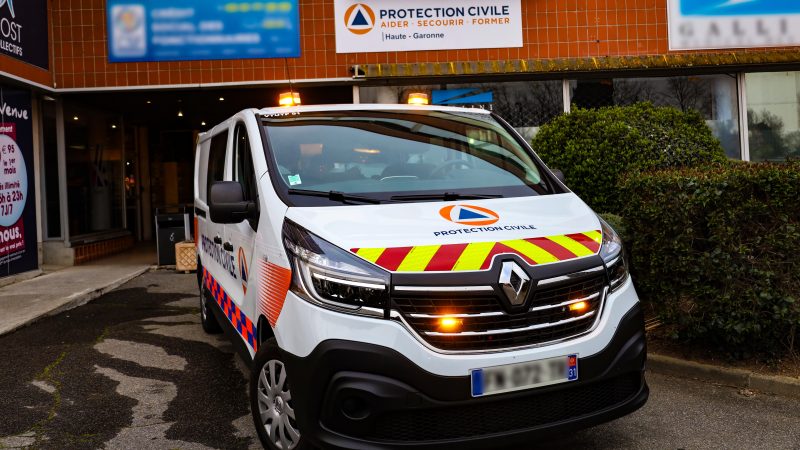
[256,103,492,116]
[197,104,492,141]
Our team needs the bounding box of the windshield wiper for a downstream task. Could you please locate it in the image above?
[287,189,382,204]
[390,192,503,202]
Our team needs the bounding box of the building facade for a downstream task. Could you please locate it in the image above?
[2,0,800,275]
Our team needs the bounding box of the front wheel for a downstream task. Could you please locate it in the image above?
[251,338,306,450]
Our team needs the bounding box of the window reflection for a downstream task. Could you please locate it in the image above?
[569,75,741,159]
[746,72,800,162]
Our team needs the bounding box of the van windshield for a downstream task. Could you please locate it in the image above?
[261,109,558,205]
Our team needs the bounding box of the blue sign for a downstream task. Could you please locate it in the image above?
[107,0,300,63]
[681,0,800,16]
[432,89,493,105]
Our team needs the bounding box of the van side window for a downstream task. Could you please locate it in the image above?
[207,130,228,200]
[233,123,258,203]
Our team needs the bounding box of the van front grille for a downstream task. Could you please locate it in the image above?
[392,268,606,352]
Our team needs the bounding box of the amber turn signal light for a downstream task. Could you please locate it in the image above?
[438,316,462,332]
[568,301,589,313]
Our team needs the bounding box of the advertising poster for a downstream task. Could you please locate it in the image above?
[334,0,522,53]
[0,86,37,277]
[668,0,800,50]
[0,0,49,68]
[106,0,300,62]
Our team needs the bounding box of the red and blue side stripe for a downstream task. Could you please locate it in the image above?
[202,267,258,351]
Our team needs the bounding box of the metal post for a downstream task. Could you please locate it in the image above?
[120,115,127,231]
[737,72,750,161]
[31,95,43,266]
[55,98,70,245]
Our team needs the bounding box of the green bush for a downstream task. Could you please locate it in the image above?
[619,162,800,356]
[532,103,726,213]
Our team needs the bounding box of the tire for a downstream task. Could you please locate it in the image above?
[251,338,307,450]
[200,285,222,334]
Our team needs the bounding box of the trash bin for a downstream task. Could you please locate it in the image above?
[155,207,191,266]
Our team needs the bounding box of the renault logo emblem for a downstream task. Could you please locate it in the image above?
[499,261,531,306]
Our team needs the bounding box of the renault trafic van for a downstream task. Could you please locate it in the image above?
[194,104,647,450]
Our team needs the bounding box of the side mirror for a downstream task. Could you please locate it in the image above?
[551,169,566,184]
[209,181,257,224]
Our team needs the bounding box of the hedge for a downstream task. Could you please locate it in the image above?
[532,103,726,214]
[619,162,800,356]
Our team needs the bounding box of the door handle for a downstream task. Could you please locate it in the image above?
[213,236,222,244]
[223,242,234,252]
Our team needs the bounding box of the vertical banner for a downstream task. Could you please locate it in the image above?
[0,86,37,277]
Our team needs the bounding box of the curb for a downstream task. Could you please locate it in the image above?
[46,265,155,318]
[0,266,154,337]
[648,353,800,398]
[0,269,43,289]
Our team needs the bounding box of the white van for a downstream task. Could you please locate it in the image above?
[194,104,647,450]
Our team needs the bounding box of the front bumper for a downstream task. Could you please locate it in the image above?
[282,303,648,449]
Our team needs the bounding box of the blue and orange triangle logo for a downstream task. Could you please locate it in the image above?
[351,10,368,26]
[440,204,500,226]
[459,208,489,220]
[345,3,375,35]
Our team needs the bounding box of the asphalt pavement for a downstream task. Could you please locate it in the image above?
[0,270,798,450]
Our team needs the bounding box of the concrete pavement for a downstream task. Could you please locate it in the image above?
[0,246,156,336]
[0,247,797,406]
[0,270,798,450]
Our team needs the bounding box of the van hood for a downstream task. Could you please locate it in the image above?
[285,193,604,273]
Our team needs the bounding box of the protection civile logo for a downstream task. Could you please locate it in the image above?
[344,3,375,35]
[439,204,500,226]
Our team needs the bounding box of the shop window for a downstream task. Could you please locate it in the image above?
[206,130,228,200]
[568,75,742,159]
[359,81,563,141]
[41,99,61,239]
[359,85,440,105]
[745,72,800,162]
[64,103,125,238]
[447,81,563,141]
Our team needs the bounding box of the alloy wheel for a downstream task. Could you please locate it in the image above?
[256,359,300,449]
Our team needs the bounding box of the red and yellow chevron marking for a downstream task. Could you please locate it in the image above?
[351,230,601,272]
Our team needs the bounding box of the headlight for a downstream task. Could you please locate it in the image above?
[283,220,389,317]
[598,217,629,292]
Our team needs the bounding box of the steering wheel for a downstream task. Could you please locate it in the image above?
[429,160,474,178]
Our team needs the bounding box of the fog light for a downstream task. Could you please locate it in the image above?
[341,396,370,420]
[569,301,588,313]
[438,316,462,332]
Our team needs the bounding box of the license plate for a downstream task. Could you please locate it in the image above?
[470,354,578,397]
